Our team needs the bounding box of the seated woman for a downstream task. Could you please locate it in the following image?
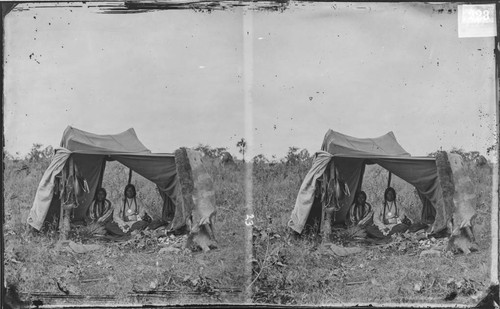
[86,188,113,234]
[346,191,374,227]
[105,184,152,236]
[365,187,412,239]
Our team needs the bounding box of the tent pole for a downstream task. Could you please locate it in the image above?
[387,171,392,188]
[59,157,73,241]
[96,158,107,195]
[128,168,133,184]
[322,161,333,243]
[357,162,366,193]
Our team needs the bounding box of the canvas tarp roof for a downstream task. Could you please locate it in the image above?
[61,126,151,154]
[289,130,447,234]
[28,126,192,231]
[321,130,411,157]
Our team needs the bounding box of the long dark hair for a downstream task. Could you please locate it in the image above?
[384,187,396,202]
[352,191,367,205]
[96,188,107,199]
[123,184,138,216]
[348,190,371,224]
[124,184,136,198]
[89,188,108,220]
[383,187,398,221]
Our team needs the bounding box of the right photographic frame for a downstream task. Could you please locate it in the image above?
[248,2,498,306]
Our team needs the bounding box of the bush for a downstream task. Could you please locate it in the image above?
[193,144,229,159]
[3,145,54,235]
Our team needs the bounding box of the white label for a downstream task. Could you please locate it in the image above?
[458,4,497,38]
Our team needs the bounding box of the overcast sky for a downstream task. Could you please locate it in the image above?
[4,2,497,160]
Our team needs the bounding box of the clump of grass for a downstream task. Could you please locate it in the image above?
[4,157,49,236]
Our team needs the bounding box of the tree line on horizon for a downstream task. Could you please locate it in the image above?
[3,141,493,167]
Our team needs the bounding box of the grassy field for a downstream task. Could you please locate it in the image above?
[250,153,493,306]
[3,151,247,306]
[3,146,494,306]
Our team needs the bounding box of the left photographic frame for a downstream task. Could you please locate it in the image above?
[3,1,249,306]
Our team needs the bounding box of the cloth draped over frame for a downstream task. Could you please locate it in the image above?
[27,126,216,235]
[289,130,477,236]
[288,151,333,233]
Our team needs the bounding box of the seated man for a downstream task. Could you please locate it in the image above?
[86,188,113,235]
[365,187,412,239]
[346,191,374,227]
[105,184,152,236]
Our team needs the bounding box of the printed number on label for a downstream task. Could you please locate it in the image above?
[463,9,493,24]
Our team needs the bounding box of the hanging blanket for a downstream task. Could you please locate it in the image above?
[288,151,333,234]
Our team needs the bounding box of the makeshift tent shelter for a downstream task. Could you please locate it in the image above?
[28,126,216,242]
[289,130,477,243]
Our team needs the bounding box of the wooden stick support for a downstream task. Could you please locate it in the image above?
[59,208,71,241]
[387,171,392,188]
[59,158,73,241]
[322,207,333,242]
[96,159,107,195]
[128,168,133,184]
[322,169,333,242]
